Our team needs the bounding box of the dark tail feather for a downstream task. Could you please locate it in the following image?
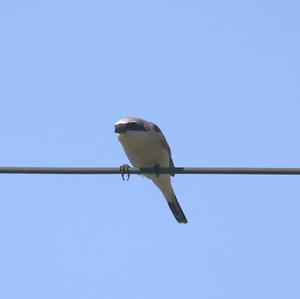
[167,196,188,224]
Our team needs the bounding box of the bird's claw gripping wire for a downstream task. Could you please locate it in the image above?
[120,164,131,181]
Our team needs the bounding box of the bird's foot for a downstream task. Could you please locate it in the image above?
[120,164,131,181]
[154,163,161,177]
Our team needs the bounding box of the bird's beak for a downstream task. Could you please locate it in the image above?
[114,124,127,133]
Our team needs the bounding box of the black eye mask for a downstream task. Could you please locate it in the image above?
[115,122,146,133]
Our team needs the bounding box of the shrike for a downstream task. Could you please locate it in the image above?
[114,117,187,223]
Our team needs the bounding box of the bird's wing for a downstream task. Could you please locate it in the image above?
[153,124,175,176]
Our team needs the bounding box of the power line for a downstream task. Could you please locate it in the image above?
[0,166,300,175]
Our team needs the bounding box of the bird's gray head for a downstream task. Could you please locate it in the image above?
[114,117,148,134]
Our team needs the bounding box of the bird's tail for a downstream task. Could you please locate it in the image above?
[152,176,188,224]
[167,194,188,224]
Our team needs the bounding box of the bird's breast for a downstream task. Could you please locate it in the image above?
[117,131,169,167]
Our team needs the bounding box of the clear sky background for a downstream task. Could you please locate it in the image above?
[0,1,299,298]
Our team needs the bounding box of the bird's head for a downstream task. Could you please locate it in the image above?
[114,117,148,135]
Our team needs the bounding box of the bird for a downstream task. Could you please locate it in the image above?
[114,117,187,223]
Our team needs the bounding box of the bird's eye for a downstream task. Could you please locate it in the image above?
[128,122,138,128]
[126,122,146,131]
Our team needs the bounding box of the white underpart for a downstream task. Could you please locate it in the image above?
[117,130,175,202]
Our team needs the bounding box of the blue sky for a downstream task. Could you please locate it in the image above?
[0,1,300,298]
